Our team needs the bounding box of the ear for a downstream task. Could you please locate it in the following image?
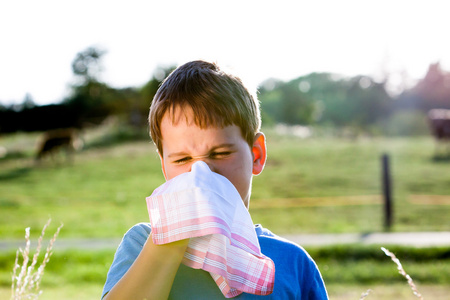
[158,150,168,180]
[252,132,267,175]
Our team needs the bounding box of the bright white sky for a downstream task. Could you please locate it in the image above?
[1,0,449,105]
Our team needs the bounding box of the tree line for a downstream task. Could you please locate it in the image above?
[1,47,449,137]
[0,47,174,135]
[259,62,450,136]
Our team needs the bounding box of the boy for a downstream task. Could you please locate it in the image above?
[102,60,328,299]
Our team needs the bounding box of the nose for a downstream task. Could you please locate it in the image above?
[189,157,217,173]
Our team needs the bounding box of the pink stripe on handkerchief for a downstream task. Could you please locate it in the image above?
[146,161,275,298]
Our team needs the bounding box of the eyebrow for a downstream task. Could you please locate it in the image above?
[167,143,236,158]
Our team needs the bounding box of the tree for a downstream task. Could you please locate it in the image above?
[140,65,176,102]
[64,46,114,125]
[259,72,393,132]
[71,46,106,84]
[259,78,315,125]
[396,62,450,112]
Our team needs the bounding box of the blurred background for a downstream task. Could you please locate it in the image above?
[1,0,449,299]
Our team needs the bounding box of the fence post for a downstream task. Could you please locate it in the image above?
[382,153,393,231]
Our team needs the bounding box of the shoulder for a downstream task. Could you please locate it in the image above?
[256,226,322,279]
[124,222,152,240]
[113,223,152,257]
[255,225,328,299]
[255,224,311,258]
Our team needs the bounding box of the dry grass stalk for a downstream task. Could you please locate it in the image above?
[359,289,372,300]
[11,219,63,300]
[381,247,424,299]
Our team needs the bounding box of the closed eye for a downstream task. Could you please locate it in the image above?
[209,151,232,159]
[172,151,232,164]
[173,157,192,165]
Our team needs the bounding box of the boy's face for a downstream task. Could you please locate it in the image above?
[158,106,266,208]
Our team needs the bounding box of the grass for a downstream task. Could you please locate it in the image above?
[0,140,161,238]
[0,284,103,300]
[326,284,450,300]
[1,129,449,238]
[307,245,450,285]
[10,219,63,299]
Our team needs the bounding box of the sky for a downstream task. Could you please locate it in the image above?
[1,0,449,105]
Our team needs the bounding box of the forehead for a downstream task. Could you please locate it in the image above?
[161,104,230,131]
[160,107,246,147]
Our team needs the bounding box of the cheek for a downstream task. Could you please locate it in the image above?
[163,163,187,181]
[220,161,252,191]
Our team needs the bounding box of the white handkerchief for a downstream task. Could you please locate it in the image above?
[146,161,275,298]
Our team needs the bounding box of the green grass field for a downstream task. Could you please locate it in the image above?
[1,129,449,238]
[1,128,449,298]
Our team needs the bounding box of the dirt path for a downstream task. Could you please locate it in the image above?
[1,232,449,252]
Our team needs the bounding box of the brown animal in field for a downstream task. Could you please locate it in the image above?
[428,109,450,157]
[35,128,83,163]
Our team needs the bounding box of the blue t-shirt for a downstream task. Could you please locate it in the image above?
[102,223,328,299]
